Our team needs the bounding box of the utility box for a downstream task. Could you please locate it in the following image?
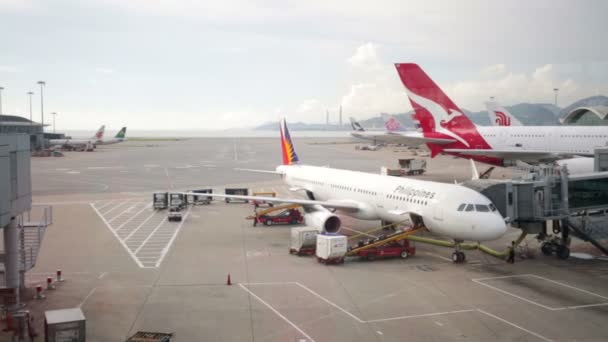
[153,192,168,210]
[0,134,32,227]
[44,308,86,342]
[169,193,186,209]
[316,234,347,264]
[290,226,318,255]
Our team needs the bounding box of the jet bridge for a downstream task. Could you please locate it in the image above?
[463,150,608,258]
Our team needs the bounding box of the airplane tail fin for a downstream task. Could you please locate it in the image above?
[279,119,300,165]
[115,127,127,139]
[93,125,105,140]
[394,63,489,155]
[485,101,522,126]
[381,113,404,132]
[349,117,365,132]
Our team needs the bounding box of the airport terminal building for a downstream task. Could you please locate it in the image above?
[0,114,63,148]
[561,106,608,125]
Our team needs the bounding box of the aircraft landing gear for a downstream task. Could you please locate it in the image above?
[540,241,570,260]
[452,242,466,263]
[452,251,466,263]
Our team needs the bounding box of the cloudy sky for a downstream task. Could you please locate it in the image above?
[1,0,607,130]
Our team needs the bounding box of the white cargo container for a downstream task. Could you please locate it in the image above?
[316,234,347,264]
[289,226,318,255]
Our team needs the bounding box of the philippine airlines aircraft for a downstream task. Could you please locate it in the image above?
[97,127,128,145]
[486,101,522,127]
[49,125,105,149]
[183,119,507,261]
[394,63,608,173]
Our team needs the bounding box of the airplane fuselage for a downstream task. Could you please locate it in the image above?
[277,164,507,241]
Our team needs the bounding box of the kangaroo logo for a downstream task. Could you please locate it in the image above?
[404,88,470,147]
[385,117,401,132]
[494,111,511,126]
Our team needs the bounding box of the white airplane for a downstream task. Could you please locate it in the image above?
[394,63,608,173]
[183,119,507,262]
[349,116,454,146]
[486,101,523,126]
[49,125,105,149]
[97,127,127,145]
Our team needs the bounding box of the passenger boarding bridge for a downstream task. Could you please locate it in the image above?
[463,149,608,258]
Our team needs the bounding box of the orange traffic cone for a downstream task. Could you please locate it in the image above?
[226,274,232,286]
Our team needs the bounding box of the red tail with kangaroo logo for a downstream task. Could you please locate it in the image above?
[394,63,493,158]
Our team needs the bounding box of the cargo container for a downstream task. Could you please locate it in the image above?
[316,234,347,264]
[289,226,318,256]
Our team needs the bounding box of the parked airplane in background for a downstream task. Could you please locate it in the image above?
[49,125,105,149]
[486,101,522,127]
[97,127,128,145]
[394,63,608,173]
[349,116,454,146]
[183,119,507,262]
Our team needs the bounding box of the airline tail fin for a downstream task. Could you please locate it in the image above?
[93,125,105,140]
[349,117,365,132]
[485,101,522,126]
[115,127,127,139]
[381,113,405,132]
[394,63,490,155]
[279,119,300,165]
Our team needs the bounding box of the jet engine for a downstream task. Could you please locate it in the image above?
[555,158,594,175]
[304,209,341,233]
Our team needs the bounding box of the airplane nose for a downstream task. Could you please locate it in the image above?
[491,214,508,239]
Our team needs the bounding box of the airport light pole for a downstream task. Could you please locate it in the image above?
[27,91,34,122]
[51,112,57,133]
[0,86,4,116]
[37,81,46,148]
[553,88,559,106]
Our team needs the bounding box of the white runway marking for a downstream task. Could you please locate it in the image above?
[80,287,97,307]
[242,282,552,341]
[476,309,553,342]
[472,274,608,311]
[239,284,316,342]
[91,201,187,268]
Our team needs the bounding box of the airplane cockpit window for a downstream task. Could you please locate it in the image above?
[475,204,490,212]
[465,204,474,212]
[489,203,497,212]
[457,204,466,211]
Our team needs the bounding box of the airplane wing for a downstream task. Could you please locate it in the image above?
[179,192,361,212]
[444,149,592,162]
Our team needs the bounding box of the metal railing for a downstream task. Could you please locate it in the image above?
[17,205,53,272]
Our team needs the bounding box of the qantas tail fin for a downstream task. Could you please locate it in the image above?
[381,113,405,132]
[115,127,127,139]
[485,101,522,126]
[394,63,490,155]
[93,125,105,140]
[279,119,300,165]
[349,117,365,132]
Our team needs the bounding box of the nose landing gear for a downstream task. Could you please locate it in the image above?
[452,242,466,263]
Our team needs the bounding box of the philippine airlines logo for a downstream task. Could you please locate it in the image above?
[494,111,511,126]
[404,88,470,147]
[385,117,401,132]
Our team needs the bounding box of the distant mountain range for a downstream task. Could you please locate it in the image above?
[254,95,608,130]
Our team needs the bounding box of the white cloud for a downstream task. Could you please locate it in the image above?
[0,65,19,73]
[95,67,115,74]
[347,43,381,70]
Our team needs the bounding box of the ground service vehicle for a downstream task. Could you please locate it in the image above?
[354,240,415,260]
[168,207,182,222]
[225,188,249,203]
[252,191,276,207]
[153,192,168,210]
[169,193,186,209]
[257,208,303,226]
[398,158,427,175]
[190,189,212,205]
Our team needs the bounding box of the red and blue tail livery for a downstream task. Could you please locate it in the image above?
[280,118,300,165]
